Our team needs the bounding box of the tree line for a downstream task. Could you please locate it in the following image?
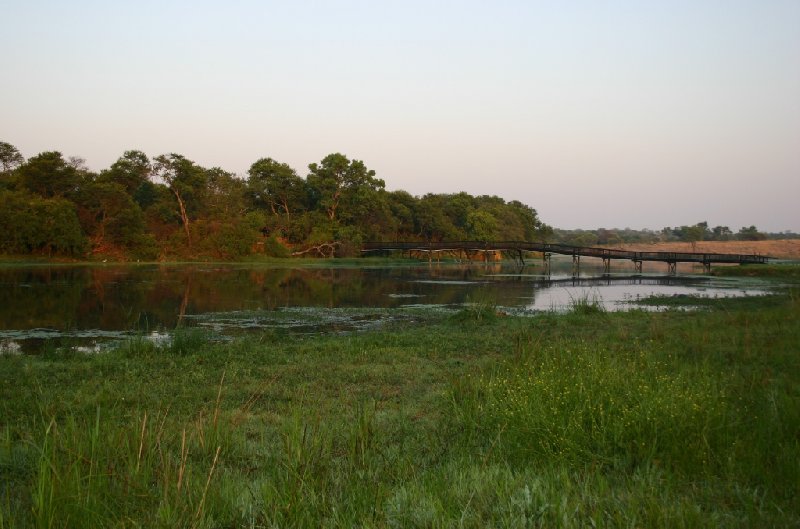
[556,222,792,248]
[0,142,551,260]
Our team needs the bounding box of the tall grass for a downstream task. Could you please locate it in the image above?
[566,290,606,315]
[453,341,735,472]
[1,285,798,527]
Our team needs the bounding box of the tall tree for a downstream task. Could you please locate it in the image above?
[737,225,766,241]
[206,167,247,220]
[247,158,306,223]
[307,153,384,222]
[16,151,81,198]
[152,154,207,249]
[0,142,24,173]
[74,180,151,254]
[103,150,152,195]
[711,225,733,241]
[465,209,498,241]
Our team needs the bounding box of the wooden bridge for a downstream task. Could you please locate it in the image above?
[361,241,769,274]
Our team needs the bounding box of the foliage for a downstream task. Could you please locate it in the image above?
[16,151,81,199]
[555,222,786,246]
[307,152,385,223]
[737,225,767,241]
[152,153,208,250]
[101,150,152,196]
[263,234,292,258]
[0,190,86,256]
[1,141,553,261]
[0,141,24,174]
[247,157,307,223]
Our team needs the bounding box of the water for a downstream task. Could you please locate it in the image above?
[0,259,768,353]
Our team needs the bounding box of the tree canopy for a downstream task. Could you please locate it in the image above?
[0,140,551,260]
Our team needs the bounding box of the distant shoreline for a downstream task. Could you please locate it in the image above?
[609,239,800,260]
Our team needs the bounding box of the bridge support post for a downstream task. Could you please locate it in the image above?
[703,262,711,274]
[668,262,677,275]
[572,254,580,277]
[633,260,642,274]
[602,258,611,275]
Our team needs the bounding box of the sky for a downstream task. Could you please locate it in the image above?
[2,0,799,232]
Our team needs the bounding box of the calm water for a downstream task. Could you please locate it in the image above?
[0,259,767,353]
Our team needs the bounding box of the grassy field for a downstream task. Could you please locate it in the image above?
[1,269,798,528]
[615,239,800,260]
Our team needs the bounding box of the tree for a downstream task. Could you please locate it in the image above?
[465,209,497,241]
[247,158,306,223]
[102,150,152,196]
[307,153,384,222]
[74,180,153,255]
[682,225,705,250]
[414,195,461,241]
[16,151,81,198]
[443,192,475,233]
[205,167,247,220]
[0,142,24,173]
[152,154,208,249]
[0,190,85,256]
[385,190,417,240]
[737,225,767,241]
[711,225,732,241]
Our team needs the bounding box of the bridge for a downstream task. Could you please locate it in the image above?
[361,241,769,274]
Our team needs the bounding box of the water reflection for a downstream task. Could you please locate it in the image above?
[0,261,766,353]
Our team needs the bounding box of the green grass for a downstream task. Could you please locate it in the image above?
[712,262,800,279]
[1,285,798,527]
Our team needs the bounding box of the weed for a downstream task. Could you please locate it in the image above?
[453,294,499,323]
[566,290,606,315]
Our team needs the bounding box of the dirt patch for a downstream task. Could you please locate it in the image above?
[610,239,800,260]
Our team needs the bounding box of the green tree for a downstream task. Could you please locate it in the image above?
[465,209,497,241]
[247,158,306,223]
[74,180,153,255]
[415,195,461,241]
[152,154,208,250]
[711,225,733,241]
[307,153,384,222]
[682,225,705,250]
[507,200,548,241]
[0,190,85,256]
[385,190,418,240]
[102,150,152,196]
[206,167,247,220]
[737,225,767,241]
[0,142,24,173]
[16,151,81,198]
[443,192,475,233]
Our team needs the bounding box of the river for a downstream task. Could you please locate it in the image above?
[0,258,768,353]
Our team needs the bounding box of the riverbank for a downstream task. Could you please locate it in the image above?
[4,238,798,265]
[1,269,798,527]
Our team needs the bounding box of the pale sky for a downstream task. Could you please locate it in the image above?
[2,0,799,232]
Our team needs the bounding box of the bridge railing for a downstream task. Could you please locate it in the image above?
[361,241,768,265]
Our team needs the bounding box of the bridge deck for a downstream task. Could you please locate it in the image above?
[361,241,768,265]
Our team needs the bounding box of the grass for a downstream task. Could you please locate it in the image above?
[1,272,798,527]
[566,290,606,315]
[712,262,800,279]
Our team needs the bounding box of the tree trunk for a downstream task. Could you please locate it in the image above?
[281,199,291,224]
[173,189,192,249]
[327,189,341,221]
